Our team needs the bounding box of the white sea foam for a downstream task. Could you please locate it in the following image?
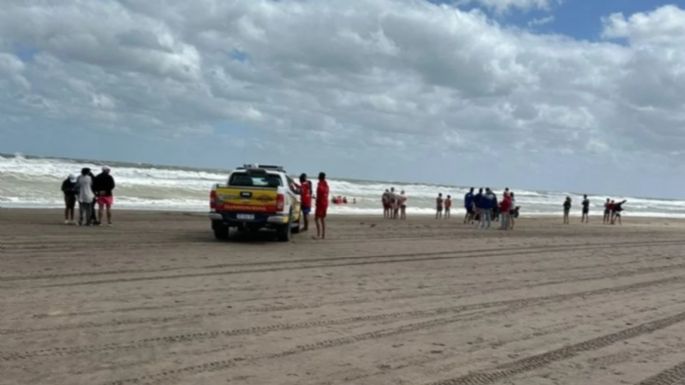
[1,154,684,218]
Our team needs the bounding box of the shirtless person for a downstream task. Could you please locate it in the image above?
[435,193,444,219]
[603,198,611,224]
[399,190,407,220]
[444,195,452,219]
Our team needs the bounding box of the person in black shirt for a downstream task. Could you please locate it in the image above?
[581,194,590,224]
[61,174,78,224]
[563,196,571,224]
[94,166,116,225]
[611,200,627,225]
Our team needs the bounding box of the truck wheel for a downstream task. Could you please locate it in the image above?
[277,223,291,242]
[212,221,229,240]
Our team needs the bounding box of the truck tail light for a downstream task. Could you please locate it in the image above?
[210,189,217,210]
[276,193,285,211]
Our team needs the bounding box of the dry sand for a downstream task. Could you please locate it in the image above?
[1,209,685,385]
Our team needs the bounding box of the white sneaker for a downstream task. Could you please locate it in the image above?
[64,220,70,225]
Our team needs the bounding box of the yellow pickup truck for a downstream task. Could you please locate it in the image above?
[209,165,301,241]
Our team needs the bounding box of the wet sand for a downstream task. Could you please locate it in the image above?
[1,209,685,385]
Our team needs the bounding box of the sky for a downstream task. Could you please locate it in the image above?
[1,0,684,198]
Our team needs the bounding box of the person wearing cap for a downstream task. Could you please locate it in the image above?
[61,174,79,224]
[77,167,95,226]
[94,166,116,225]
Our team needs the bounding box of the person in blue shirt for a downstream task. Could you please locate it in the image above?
[473,188,484,224]
[480,188,495,229]
[463,187,475,224]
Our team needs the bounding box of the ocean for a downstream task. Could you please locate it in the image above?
[1,153,684,218]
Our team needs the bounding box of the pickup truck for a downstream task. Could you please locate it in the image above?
[209,165,301,241]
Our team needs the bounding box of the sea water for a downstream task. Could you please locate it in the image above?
[1,154,684,218]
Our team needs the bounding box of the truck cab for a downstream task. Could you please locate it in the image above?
[209,165,301,241]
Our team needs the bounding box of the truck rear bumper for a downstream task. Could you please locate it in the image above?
[209,212,289,226]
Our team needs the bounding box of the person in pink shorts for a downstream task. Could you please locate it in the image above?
[94,166,116,225]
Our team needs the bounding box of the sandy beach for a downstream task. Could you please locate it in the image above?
[1,209,685,385]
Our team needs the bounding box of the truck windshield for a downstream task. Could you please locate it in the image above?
[229,172,282,187]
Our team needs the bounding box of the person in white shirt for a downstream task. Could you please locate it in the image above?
[76,168,95,226]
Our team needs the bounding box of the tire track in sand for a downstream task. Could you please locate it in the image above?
[636,361,685,385]
[32,240,685,288]
[3,275,683,362]
[426,311,685,385]
[102,306,685,385]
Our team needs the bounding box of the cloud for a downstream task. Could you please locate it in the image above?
[455,0,558,14]
[528,15,555,27]
[602,5,685,45]
[0,1,683,196]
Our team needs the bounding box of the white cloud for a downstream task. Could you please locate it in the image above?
[0,1,683,196]
[456,0,557,13]
[528,15,555,27]
[602,5,685,45]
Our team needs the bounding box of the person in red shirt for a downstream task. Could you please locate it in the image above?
[499,191,512,230]
[298,173,313,231]
[315,172,329,239]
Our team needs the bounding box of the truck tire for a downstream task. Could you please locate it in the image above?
[212,221,229,240]
[277,223,291,242]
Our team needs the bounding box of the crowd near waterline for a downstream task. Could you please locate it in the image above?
[59,167,628,234]
[380,186,628,230]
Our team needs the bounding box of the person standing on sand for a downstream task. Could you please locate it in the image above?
[435,193,444,219]
[563,196,572,224]
[76,168,95,226]
[480,188,495,229]
[444,195,452,219]
[390,187,399,219]
[61,174,78,225]
[581,194,590,223]
[499,191,512,230]
[382,189,390,219]
[611,200,627,225]
[314,172,329,239]
[399,190,407,220]
[94,166,115,226]
[298,173,313,231]
[509,192,517,229]
[474,188,484,224]
[464,187,474,224]
[603,198,611,224]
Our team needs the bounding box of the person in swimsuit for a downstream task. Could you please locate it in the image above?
[603,198,611,224]
[444,195,452,219]
[435,193,443,219]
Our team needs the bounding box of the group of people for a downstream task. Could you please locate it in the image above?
[381,188,408,220]
[461,187,519,230]
[563,195,627,225]
[61,166,115,226]
[331,196,355,205]
[295,172,329,239]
